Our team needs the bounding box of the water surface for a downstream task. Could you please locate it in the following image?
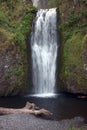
[0,93,87,123]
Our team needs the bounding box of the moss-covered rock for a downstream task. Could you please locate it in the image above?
[0,0,36,96]
[58,0,87,94]
[60,32,87,94]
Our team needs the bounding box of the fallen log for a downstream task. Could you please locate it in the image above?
[0,102,53,117]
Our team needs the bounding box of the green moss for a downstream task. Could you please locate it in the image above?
[15,65,25,88]
[0,28,13,41]
[60,32,87,88]
[0,1,36,50]
[58,0,87,92]
[0,0,36,92]
[47,0,59,8]
[5,64,25,89]
[69,127,83,130]
[0,28,13,52]
[0,13,9,28]
[82,34,87,44]
[13,5,36,51]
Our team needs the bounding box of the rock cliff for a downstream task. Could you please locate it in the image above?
[0,0,36,96]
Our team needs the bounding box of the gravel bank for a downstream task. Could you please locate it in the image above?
[0,114,85,130]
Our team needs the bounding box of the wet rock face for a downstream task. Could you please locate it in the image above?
[0,45,21,96]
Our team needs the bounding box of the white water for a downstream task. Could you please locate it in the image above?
[29,93,59,98]
[30,8,58,96]
[31,0,39,8]
[31,0,48,9]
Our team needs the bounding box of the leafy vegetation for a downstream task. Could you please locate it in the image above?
[58,0,87,92]
[0,0,36,92]
[60,32,87,87]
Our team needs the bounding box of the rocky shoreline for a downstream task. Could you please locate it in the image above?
[0,113,86,130]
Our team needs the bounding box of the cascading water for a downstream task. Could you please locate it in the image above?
[30,8,58,97]
[31,0,49,9]
[31,0,39,8]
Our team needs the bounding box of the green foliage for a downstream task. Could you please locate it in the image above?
[14,65,24,76]
[0,1,36,51]
[22,6,36,35]
[0,0,36,90]
[58,0,87,91]
[69,127,83,130]
[5,64,25,88]
[47,0,58,7]
[0,13,9,28]
[6,65,24,77]
[82,34,87,44]
[13,5,36,51]
[0,0,21,8]
[69,127,76,130]
[67,11,81,27]
[59,18,87,33]
[63,33,83,76]
[13,27,26,50]
[60,32,87,87]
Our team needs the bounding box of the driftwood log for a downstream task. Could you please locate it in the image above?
[0,102,53,117]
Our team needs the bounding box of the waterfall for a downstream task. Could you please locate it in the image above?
[31,0,49,9]
[31,0,39,8]
[30,8,58,96]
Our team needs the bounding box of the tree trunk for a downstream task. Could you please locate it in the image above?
[0,102,53,116]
